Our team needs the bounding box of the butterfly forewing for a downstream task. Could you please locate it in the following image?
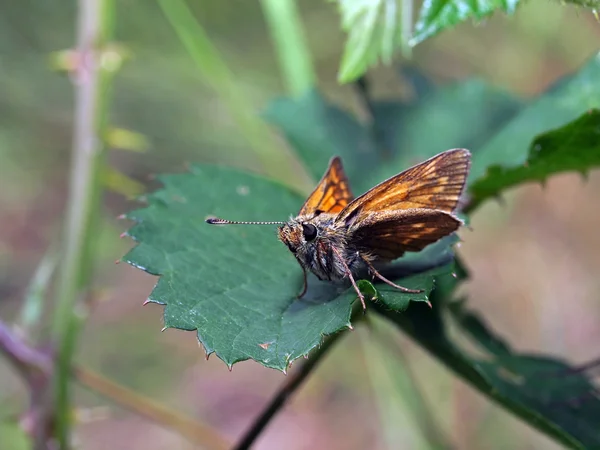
[335,148,470,225]
[298,156,354,216]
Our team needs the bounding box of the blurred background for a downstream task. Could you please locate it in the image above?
[1,1,600,449]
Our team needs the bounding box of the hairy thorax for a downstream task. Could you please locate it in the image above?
[277,214,363,282]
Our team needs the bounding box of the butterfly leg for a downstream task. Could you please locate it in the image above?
[296,266,308,299]
[331,247,366,310]
[362,256,424,295]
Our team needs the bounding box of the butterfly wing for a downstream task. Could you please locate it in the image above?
[350,209,462,260]
[336,148,470,225]
[336,148,471,261]
[298,156,354,216]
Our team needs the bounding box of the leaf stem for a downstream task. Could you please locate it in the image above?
[259,0,315,97]
[233,331,345,450]
[51,0,117,446]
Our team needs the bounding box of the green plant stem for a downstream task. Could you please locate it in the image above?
[157,0,311,192]
[51,0,116,447]
[259,0,315,97]
[233,330,345,450]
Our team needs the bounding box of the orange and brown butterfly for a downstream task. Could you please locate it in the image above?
[206,148,471,310]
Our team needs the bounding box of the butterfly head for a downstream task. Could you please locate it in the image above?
[277,218,319,255]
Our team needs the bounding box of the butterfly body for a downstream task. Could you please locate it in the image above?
[207,148,472,310]
[278,214,363,283]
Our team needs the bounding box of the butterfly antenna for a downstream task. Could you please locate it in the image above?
[206,217,285,225]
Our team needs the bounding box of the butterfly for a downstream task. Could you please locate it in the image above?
[207,148,471,310]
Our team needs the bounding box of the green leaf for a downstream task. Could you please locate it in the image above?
[468,109,600,211]
[122,164,446,371]
[469,52,600,184]
[334,0,403,83]
[411,0,520,46]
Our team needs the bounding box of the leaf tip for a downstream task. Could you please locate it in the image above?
[119,231,128,239]
[114,259,121,265]
[117,213,127,220]
[160,326,168,332]
[347,323,354,331]
[142,298,151,306]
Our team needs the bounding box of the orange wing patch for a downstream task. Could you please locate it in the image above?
[299,156,354,216]
[336,148,470,225]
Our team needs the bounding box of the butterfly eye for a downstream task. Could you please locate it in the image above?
[302,223,318,241]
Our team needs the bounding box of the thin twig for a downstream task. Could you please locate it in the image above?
[233,331,345,450]
[0,320,51,382]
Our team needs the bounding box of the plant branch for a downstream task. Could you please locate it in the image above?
[51,0,118,446]
[73,366,231,450]
[233,330,345,450]
[0,320,229,450]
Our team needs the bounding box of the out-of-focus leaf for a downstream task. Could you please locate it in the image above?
[122,165,445,371]
[107,127,149,153]
[469,51,600,183]
[468,109,600,211]
[265,77,522,194]
[365,78,522,191]
[333,0,403,83]
[102,166,145,199]
[411,0,520,46]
